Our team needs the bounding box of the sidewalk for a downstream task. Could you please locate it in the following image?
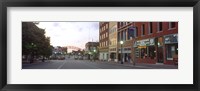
[22,60,50,64]
[87,60,178,69]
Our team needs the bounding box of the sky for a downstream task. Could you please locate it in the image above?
[36,22,99,52]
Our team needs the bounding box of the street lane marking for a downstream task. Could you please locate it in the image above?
[57,60,67,69]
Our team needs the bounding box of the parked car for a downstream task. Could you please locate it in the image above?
[74,56,78,60]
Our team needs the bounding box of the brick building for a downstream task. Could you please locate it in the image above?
[99,22,109,61]
[99,22,178,65]
[117,22,134,63]
[132,22,178,65]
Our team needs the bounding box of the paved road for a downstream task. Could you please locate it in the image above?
[22,58,178,69]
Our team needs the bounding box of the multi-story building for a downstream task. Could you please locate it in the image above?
[99,22,178,65]
[132,22,178,65]
[99,22,109,61]
[108,22,118,62]
[85,42,99,60]
[117,22,134,63]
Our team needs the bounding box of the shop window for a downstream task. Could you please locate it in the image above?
[148,46,156,59]
[135,48,140,58]
[140,48,147,59]
[167,44,178,60]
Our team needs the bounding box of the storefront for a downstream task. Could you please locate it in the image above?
[164,34,178,64]
[134,38,156,64]
[109,48,117,62]
[99,52,109,61]
[118,47,131,63]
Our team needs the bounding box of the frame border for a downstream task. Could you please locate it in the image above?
[0,0,199,91]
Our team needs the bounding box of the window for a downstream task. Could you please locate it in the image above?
[141,24,145,36]
[121,22,123,27]
[123,30,126,41]
[121,32,123,41]
[106,24,108,29]
[167,44,178,59]
[118,23,120,27]
[149,22,153,34]
[140,48,147,59]
[135,27,138,37]
[157,22,163,31]
[169,22,176,29]
[106,32,108,37]
[118,32,120,42]
[124,22,126,25]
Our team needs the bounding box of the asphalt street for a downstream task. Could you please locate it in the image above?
[22,57,178,69]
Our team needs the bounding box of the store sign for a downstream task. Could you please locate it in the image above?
[164,34,178,44]
[149,38,155,45]
[128,27,137,38]
[137,39,150,46]
[133,41,137,47]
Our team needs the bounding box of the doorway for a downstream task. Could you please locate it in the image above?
[157,46,164,63]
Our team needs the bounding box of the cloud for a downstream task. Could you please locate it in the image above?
[36,22,99,51]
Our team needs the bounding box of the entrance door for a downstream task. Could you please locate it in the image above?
[157,47,164,63]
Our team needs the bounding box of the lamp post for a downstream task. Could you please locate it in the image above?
[120,41,124,64]
[93,49,96,61]
[30,43,36,63]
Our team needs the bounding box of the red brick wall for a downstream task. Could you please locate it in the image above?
[134,22,178,65]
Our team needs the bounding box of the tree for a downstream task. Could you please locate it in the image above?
[22,22,52,63]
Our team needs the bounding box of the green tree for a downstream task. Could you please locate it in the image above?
[22,22,52,63]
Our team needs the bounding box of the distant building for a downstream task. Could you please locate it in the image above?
[85,42,99,60]
[51,46,68,60]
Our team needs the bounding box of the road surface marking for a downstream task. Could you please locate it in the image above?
[57,60,67,69]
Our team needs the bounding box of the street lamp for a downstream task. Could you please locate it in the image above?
[93,49,96,61]
[120,41,124,64]
[30,43,36,63]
